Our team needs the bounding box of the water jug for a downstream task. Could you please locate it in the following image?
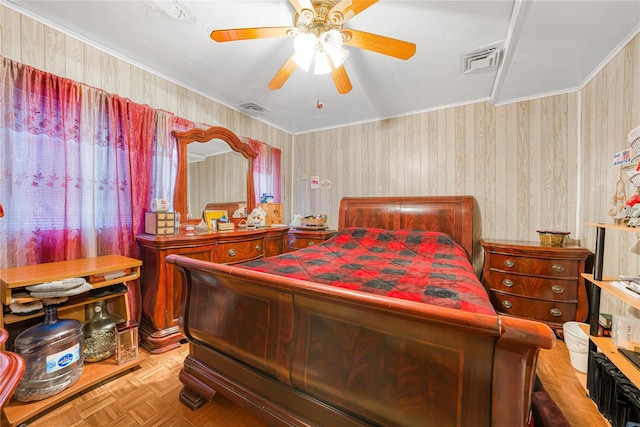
[14,305,84,402]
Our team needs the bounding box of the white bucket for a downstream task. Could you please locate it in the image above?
[563,321,589,373]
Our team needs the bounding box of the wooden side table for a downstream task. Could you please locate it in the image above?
[287,229,337,252]
[0,255,143,426]
[481,239,592,330]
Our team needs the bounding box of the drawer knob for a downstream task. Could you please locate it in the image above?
[550,308,562,317]
[289,238,295,245]
[255,244,262,252]
[552,264,565,273]
[502,279,514,287]
[551,285,565,294]
[308,241,315,246]
[228,249,237,257]
[503,260,515,268]
[501,300,512,309]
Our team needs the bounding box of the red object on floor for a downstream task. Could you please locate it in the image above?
[530,386,571,427]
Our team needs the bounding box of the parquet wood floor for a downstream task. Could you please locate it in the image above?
[536,339,610,427]
[1,340,609,426]
[2,344,267,427]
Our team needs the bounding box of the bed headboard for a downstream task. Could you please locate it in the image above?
[338,196,475,259]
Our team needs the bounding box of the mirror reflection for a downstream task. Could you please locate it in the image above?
[172,126,257,221]
[187,140,247,218]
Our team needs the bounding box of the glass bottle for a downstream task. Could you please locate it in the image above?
[14,305,84,402]
[83,300,124,362]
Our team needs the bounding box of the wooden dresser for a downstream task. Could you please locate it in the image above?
[287,228,337,251]
[481,239,592,330]
[136,226,288,353]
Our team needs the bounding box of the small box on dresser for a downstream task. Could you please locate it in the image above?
[481,239,592,330]
[258,203,283,226]
[144,212,175,235]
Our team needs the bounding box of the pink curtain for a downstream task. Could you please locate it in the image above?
[0,56,189,323]
[242,137,282,204]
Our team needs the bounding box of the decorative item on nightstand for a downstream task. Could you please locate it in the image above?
[295,214,328,230]
[537,230,570,247]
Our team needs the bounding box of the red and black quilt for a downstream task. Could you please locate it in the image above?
[240,227,495,315]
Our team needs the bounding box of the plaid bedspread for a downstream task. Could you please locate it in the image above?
[240,227,495,315]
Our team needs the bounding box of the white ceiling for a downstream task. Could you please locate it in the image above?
[6,0,640,135]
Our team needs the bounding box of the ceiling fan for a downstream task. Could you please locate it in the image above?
[210,0,416,94]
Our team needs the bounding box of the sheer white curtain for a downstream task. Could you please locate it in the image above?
[241,137,282,204]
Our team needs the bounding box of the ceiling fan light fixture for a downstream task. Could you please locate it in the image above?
[321,29,349,69]
[326,46,349,70]
[293,29,349,75]
[293,33,317,72]
[210,0,413,94]
[313,50,332,74]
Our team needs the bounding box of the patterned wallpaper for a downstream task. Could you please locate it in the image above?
[2,5,639,315]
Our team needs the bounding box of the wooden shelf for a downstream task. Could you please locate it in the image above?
[579,323,640,389]
[582,273,640,311]
[0,255,141,306]
[2,353,145,427]
[582,272,640,389]
[585,222,640,232]
[0,255,143,425]
[3,292,126,325]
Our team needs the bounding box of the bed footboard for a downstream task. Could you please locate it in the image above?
[168,255,555,427]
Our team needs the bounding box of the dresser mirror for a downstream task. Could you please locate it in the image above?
[173,126,257,220]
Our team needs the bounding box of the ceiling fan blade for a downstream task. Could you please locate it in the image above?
[290,0,315,16]
[329,0,378,22]
[211,26,292,42]
[268,55,298,90]
[343,29,416,60]
[331,64,352,94]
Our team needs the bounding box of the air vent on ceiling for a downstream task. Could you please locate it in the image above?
[238,102,270,115]
[460,43,503,74]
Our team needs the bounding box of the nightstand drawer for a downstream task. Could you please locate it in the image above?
[490,292,577,323]
[486,271,577,301]
[287,229,337,252]
[288,236,320,249]
[489,253,579,278]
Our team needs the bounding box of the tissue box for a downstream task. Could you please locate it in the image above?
[611,315,640,349]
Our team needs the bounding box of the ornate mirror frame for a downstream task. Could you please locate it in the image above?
[172,126,258,219]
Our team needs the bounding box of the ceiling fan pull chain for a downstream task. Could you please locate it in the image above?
[316,76,323,110]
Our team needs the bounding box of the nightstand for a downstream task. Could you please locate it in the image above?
[481,239,592,330]
[287,229,337,252]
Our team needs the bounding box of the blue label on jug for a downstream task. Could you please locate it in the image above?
[45,343,80,374]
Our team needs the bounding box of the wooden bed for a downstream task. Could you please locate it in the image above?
[166,196,556,427]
